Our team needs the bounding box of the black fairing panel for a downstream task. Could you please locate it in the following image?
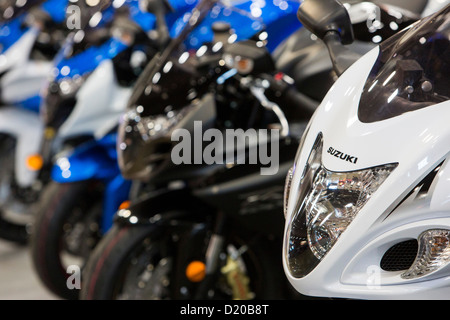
[192,138,299,235]
[115,188,212,226]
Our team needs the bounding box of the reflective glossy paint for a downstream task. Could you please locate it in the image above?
[283,6,450,299]
[51,133,131,232]
[170,0,302,52]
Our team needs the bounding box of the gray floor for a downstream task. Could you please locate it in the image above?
[0,239,59,300]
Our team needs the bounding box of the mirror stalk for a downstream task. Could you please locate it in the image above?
[323,31,361,76]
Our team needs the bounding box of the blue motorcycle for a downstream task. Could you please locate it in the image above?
[68,0,305,300]
[0,0,137,245]
[30,0,303,300]
[29,0,199,300]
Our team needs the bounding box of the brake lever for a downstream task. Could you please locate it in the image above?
[248,79,290,138]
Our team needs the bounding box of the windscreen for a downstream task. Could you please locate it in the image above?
[358,5,450,123]
[126,0,263,118]
[0,0,44,22]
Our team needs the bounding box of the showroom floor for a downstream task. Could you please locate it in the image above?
[0,239,58,300]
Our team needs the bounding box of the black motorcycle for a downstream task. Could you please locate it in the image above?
[79,0,310,300]
[79,0,423,300]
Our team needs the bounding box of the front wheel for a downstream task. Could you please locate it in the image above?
[30,181,103,300]
[80,223,287,300]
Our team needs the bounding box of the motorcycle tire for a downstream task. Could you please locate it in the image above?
[80,223,287,300]
[30,181,103,300]
[0,135,30,245]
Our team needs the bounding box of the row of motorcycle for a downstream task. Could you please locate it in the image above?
[0,0,448,300]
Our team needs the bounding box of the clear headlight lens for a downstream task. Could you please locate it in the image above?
[401,229,450,280]
[286,134,397,278]
[40,73,91,127]
[121,106,185,144]
[117,105,191,180]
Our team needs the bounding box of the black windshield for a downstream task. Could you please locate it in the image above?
[358,5,450,123]
[126,0,262,117]
[0,0,44,22]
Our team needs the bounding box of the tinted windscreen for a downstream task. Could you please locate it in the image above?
[358,6,450,123]
[127,0,262,117]
[0,0,44,22]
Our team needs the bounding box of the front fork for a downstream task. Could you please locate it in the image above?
[193,211,226,299]
[194,211,253,300]
[37,127,58,183]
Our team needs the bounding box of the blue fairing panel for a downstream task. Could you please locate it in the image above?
[51,134,120,183]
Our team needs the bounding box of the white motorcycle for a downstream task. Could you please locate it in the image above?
[283,0,450,299]
[0,0,138,244]
[0,0,68,244]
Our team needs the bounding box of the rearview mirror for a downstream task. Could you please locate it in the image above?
[139,0,173,48]
[297,0,353,45]
[297,0,360,76]
[139,0,174,14]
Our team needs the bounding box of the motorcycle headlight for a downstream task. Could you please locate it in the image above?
[285,134,397,278]
[117,105,190,180]
[41,73,91,128]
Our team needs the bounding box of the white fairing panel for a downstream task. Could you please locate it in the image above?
[1,60,52,103]
[0,28,38,74]
[283,45,450,299]
[0,27,51,104]
[0,107,43,187]
[57,59,132,140]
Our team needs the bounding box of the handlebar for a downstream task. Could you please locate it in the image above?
[261,74,319,116]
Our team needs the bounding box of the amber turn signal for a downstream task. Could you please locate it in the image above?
[185,260,206,282]
[118,200,131,210]
[26,154,43,171]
